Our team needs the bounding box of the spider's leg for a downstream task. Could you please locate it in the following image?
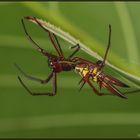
[48,32,64,57]
[87,80,106,96]
[79,80,86,91]
[78,77,84,85]
[97,79,102,90]
[78,72,91,91]
[78,76,86,91]
[104,83,127,99]
[99,24,111,69]
[18,72,57,96]
[25,16,64,57]
[72,57,96,66]
[67,44,80,60]
[52,72,57,95]
[95,76,127,99]
[105,74,129,87]
[97,74,139,97]
[15,63,53,84]
[53,33,64,57]
[21,19,56,58]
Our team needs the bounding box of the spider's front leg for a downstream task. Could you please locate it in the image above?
[21,18,56,58]
[67,44,80,60]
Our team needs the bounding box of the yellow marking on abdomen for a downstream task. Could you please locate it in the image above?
[75,66,89,77]
[75,66,98,82]
[93,67,97,82]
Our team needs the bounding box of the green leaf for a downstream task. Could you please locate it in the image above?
[1,2,140,138]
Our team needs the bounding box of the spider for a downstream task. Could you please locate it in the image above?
[15,16,138,99]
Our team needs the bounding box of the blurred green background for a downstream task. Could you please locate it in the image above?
[0,2,140,138]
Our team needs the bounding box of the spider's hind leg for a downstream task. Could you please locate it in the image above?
[15,63,53,84]
[17,71,57,96]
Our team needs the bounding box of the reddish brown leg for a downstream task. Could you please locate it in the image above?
[78,70,91,91]
[97,84,140,97]
[53,32,64,57]
[79,78,86,91]
[104,83,127,99]
[96,77,127,99]
[97,79,103,90]
[18,72,57,96]
[48,32,64,57]
[87,80,105,96]
[53,72,57,94]
[15,63,53,84]
[72,57,96,66]
[21,19,56,58]
[72,25,111,68]
[104,74,129,87]
[24,16,80,59]
[99,24,111,69]
[67,44,80,60]
[25,17,64,57]
[80,76,127,99]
